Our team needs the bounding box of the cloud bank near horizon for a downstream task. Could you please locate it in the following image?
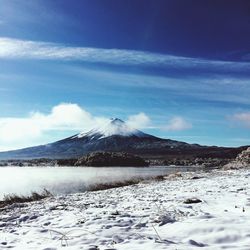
[0,103,192,151]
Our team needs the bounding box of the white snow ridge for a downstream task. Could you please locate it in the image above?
[75,118,148,139]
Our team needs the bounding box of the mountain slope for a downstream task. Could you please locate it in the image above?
[0,118,247,160]
[0,118,198,159]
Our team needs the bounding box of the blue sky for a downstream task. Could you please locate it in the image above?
[0,0,250,151]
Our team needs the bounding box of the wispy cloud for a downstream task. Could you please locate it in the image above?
[0,37,250,72]
[231,112,250,128]
[65,65,250,105]
[162,116,192,131]
[126,112,151,129]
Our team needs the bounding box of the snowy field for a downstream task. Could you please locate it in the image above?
[1,168,250,250]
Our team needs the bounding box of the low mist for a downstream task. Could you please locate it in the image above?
[0,166,192,199]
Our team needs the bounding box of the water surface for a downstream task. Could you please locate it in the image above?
[0,166,199,199]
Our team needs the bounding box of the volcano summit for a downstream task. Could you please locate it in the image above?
[0,118,195,159]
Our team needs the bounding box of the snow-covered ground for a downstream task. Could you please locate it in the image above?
[1,168,250,250]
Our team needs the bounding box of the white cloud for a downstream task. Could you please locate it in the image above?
[0,37,249,71]
[0,103,109,150]
[126,112,151,129]
[232,112,250,128]
[163,116,192,131]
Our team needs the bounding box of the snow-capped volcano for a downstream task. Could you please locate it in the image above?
[73,118,148,139]
[0,117,205,160]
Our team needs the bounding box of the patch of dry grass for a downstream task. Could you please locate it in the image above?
[0,189,51,208]
[88,175,166,192]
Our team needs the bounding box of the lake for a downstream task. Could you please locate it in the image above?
[0,166,199,199]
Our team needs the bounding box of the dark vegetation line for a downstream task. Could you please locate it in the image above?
[87,175,165,192]
[0,189,52,208]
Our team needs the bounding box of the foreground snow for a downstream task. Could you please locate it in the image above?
[1,168,250,250]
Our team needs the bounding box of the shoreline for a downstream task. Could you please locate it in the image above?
[0,165,212,202]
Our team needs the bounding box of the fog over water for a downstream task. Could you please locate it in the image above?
[0,166,197,199]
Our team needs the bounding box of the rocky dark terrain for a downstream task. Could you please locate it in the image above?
[223,147,250,169]
[73,152,148,167]
[162,157,230,168]
[236,147,250,166]
[57,152,148,167]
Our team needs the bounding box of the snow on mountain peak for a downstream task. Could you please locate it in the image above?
[110,118,124,125]
[75,118,148,139]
